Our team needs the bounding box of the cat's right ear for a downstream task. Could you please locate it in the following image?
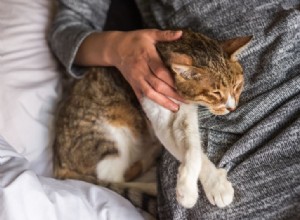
[171,63,202,80]
[220,36,253,62]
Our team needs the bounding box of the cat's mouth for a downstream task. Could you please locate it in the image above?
[209,103,239,115]
[209,107,230,116]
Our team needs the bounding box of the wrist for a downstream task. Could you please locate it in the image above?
[74,31,124,67]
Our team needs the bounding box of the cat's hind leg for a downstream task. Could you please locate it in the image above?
[96,155,130,182]
[124,140,161,181]
[96,120,160,183]
[96,125,139,182]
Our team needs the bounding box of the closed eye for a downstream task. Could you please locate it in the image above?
[211,91,222,98]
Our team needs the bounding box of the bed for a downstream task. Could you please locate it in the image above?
[1,0,299,219]
[0,1,147,219]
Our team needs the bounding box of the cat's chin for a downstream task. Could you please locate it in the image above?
[209,108,230,116]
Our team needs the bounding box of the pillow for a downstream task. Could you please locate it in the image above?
[0,0,60,176]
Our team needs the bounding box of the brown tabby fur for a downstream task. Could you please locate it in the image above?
[53,29,251,217]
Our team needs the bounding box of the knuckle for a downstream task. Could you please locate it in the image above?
[154,67,165,77]
[162,30,174,39]
[153,82,164,92]
[144,89,154,98]
[152,29,167,40]
[131,59,141,67]
[165,30,173,37]
[159,31,169,39]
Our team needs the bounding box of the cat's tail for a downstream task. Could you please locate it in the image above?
[53,167,157,219]
[101,181,157,219]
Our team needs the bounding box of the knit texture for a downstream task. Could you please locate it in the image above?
[50,0,300,219]
[137,1,300,219]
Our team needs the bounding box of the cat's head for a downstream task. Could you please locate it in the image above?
[167,32,252,115]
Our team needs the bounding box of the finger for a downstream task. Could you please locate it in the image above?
[146,75,185,103]
[132,87,143,100]
[141,80,180,112]
[149,29,182,42]
[148,48,175,88]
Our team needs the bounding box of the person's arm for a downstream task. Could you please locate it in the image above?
[49,0,111,77]
[50,0,184,111]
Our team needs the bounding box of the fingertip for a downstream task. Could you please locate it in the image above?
[155,30,183,42]
[169,102,180,112]
[173,30,183,38]
[166,30,182,40]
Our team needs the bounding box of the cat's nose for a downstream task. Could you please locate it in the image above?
[226,96,236,112]
[226,106,236,112]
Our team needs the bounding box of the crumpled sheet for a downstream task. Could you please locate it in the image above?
[0,136,144,220]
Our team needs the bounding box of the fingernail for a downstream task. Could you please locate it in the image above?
[172,30,182,37]
[171,104,179,112]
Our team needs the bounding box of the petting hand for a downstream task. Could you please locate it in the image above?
[109,29,184,112]
[75,29,184,111]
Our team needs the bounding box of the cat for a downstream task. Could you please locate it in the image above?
[53,29,251,216]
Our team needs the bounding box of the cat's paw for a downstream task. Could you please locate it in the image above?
[176,179,199,208]
[202,169,234,208]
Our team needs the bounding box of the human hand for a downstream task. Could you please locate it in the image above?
[109,29,185,112]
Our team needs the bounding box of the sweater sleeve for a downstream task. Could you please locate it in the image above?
[49,0,111,78]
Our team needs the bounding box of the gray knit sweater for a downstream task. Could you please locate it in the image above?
[50,0,300,219]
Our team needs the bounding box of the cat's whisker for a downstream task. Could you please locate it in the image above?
[198,115,213,120]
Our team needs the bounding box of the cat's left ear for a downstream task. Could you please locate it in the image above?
[220,36,253,61]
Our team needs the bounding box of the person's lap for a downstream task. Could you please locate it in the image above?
[141,0,300,219]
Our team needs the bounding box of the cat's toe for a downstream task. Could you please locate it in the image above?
[213,181,234,208]
[176,182,198,208]
[202,169,234,208]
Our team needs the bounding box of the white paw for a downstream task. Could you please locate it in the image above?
[202,169,234,208]
[176,179,199,208]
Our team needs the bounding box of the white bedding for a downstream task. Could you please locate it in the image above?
[0,1,144,219]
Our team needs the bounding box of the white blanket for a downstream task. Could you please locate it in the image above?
[0,1,144,219]
[0,137,143,220]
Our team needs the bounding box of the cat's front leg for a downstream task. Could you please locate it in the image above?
[199,154,234,208]
[174,105,202,208]
[175,145,201,208]
[142,98,201,208]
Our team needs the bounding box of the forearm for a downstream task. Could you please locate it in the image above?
[49,0,184,111]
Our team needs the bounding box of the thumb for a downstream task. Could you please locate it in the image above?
[152,29,182,42]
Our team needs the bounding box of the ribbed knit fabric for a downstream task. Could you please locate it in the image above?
[49,0,300,219]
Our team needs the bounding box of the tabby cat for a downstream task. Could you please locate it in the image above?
[53,29,251,216]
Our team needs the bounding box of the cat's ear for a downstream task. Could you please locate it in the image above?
[220,36,253,61]
[169,52,193,65]
[171,63,203,80]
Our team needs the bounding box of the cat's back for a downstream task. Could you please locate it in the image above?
[70,67,137,107]
[57,67,140,125]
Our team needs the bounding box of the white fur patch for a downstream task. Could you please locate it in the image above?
[141,97,202,208]
[226,95,236,109]
[96,122,141,182]
[141,97,234,208]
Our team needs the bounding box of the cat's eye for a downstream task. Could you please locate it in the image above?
[211,91,222,98]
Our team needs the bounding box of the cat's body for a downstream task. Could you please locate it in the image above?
[53,30,251,216]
